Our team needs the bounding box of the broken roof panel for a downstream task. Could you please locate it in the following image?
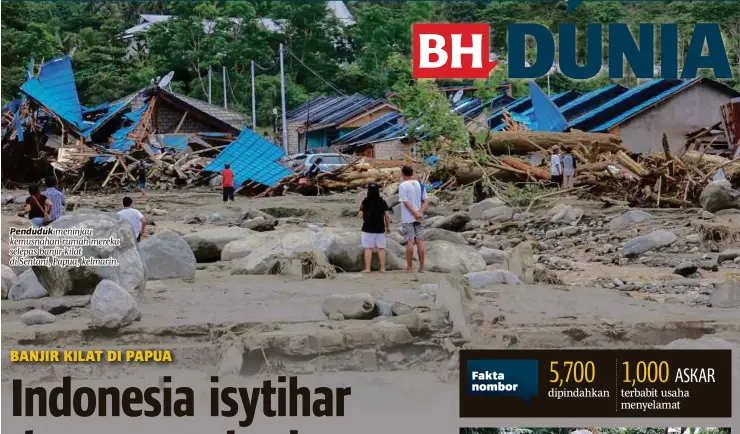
[94,101,150,163]
[154,133,210,151]
[490,90,582,131]
[558,84,629,122]
[20,56,84,130]
[203,128,292,187]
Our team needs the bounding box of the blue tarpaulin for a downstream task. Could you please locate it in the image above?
[20,56,84,130]
[203,128,292,187]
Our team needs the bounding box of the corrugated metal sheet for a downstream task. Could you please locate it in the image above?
[567,79,684,132]
[153,134,210,151]
[490,90,582,131]
[20,56,84,130]
[558,84,629,122]
[590,79,697,132]
[203,128,292,187]
[286,94,387,128]
[94,102,150,163]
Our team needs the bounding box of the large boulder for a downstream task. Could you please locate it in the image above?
[139,231,196,280]
[504,241,535,284]
[89,280,141,329]
[183,227,254,263]
[324,232,406,272]
[709,281,740,308]
[321,293,377,320]
[230,229,339,274]
[622,230,677,257]
[481,206,514,223]
[608,210,652,231]
[2,216,32,275]
[545,204,584,225]
[424,241,486,274]
[8,269,48,301]
[424,228,467,245]
[700,184,740,213]
[718,248,740,263]
[468,198,506,220]
[464,270,521,288]
[21,309,57,326]
[434,275,480,342]
[479,247,507,265]
[430,211,470,232]
[1,264,17,299]
[32,212,146,298]
[241,217,276,232]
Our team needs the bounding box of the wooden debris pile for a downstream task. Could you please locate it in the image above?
[262,158,415,196]
[431,130,739,208]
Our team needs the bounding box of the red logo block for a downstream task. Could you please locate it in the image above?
[413,23,498,79]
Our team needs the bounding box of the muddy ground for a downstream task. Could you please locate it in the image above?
[1,185,739,431]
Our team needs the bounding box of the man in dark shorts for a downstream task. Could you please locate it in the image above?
[136,162,148,198]
[222,163,235,202]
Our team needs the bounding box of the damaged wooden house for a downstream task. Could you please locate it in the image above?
[1,55,276,192]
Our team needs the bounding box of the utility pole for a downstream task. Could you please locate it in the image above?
[223,66,227,109]
[251,60,257,129]
[208,66,212,104]
[279,44,288,153]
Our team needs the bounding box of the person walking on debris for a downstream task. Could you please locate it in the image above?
[550,149,563,188]
[305,157,323,179]
[19,184,52,227]
[118,197,146,242]
[135,161,148,198]
[562,148,577,188]
[399,165,428,273]
[359,182,391,273]
[44,177,65,222]
[222,163,235,202]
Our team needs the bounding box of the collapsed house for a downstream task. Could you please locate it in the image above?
[1,56,287,192]
[285,94,397,154]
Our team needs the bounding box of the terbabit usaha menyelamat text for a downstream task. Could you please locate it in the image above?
[10,350,172,362]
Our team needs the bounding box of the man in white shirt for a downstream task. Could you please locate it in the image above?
[398,166,428,272]
[550,150,563,189]
[118,196,146,242]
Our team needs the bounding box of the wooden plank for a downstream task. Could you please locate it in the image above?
[117,156,137,182]
[174,111,189,134]
[102,159,120,187]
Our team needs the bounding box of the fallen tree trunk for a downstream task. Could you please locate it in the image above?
[485,131,627,154]
[681,151,740,179]
[501,157,551,180]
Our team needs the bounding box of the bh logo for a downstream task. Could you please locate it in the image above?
[413,23,499,79]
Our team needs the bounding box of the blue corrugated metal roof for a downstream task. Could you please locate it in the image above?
[558,84,628,121]
[20,56,84,130]
[490,90,582,131]
[203,128,292,187]
[81,103,127,139]
[567,79,682,132]
[591,79,697,132]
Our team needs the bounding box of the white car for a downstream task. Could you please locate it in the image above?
[284,153,353,173]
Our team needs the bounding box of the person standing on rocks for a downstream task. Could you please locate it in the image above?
[359,182,391,273]
[399,165,427,273]
[118,196,146,242]
[44,177,65,222]
[136,161,148,198]
[18,184,52,227]
[562,148,576,188]
[550,149,563,188]
[222,163,235,202]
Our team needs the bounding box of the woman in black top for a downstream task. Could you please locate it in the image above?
[359,183,391,273]
[18,184,52,227]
